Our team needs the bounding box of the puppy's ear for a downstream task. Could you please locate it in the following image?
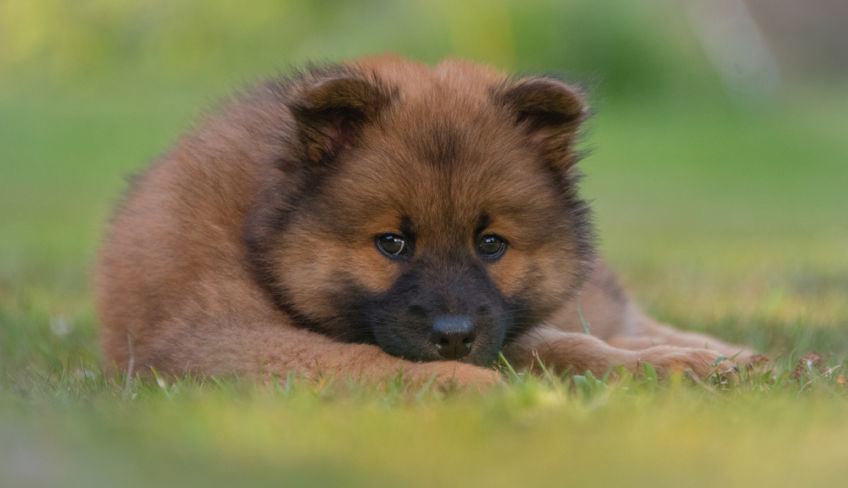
[496,77,587,169]
[289,71,394,164]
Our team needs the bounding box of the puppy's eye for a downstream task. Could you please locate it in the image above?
[376,233,409,259]
[477,234,507,260]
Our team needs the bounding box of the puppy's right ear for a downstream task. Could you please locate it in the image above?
[288,70,394,164]
[495,77,588,170]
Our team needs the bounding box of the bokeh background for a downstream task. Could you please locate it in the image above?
[1,1,847,486]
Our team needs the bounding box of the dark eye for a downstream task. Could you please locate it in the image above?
[477,234,507,260]
[376,233,409,259]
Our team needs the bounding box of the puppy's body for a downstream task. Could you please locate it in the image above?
[97,57,756,385]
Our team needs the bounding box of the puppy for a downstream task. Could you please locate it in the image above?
[96,56,759,386]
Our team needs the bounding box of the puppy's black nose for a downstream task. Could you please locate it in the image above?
[430,315,476,360]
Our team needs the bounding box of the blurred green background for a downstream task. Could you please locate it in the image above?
[1,1,847,486]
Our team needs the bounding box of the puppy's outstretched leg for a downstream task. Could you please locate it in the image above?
[115,320,501,389]
[606,309,763,365]
[505,327,735,378]
[132,320,501,388]
[100,281,501,389]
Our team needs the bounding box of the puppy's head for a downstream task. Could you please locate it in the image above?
[246,59,593,366]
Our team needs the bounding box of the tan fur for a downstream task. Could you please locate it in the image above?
[96,56,760,388]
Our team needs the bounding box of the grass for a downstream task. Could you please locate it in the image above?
[2,67,847,487]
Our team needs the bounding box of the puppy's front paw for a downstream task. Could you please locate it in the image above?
[409,361,503,389]
[734,351,770,372]
[633,346,737,379]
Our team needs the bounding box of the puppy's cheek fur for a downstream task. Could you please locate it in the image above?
[272,232,400,319]
[348,244,403,293]
[488,245,580,312]
[487,251,532,297]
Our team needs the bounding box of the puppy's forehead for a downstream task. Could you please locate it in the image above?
[347,117,559,231]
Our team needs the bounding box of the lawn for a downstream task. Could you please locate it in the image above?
[2,73,846,487]
[2,3,848,486]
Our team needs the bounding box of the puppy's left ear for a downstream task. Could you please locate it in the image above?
[496,77,588,169]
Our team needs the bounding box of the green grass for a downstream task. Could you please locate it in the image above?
[3,371,847,488]
[2,19,848,485]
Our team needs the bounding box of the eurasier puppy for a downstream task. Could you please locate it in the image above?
[97,56,761,386]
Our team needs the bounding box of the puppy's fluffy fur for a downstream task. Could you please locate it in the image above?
[97,56,759,386]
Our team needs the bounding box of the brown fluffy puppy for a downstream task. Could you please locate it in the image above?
[96,56,760,387]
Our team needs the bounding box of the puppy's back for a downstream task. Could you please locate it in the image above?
[96,85,292,369]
